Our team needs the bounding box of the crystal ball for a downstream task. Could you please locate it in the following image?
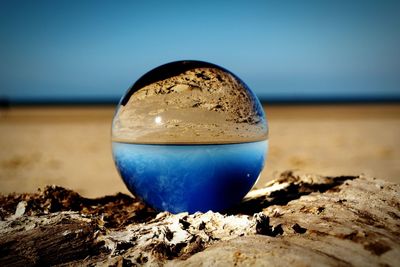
[112,60,268,213]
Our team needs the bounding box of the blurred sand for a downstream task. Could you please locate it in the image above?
[0,104,399,197]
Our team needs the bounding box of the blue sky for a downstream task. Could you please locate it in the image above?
[0,0,399,102]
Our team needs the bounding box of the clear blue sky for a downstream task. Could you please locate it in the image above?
[0,0,399,103]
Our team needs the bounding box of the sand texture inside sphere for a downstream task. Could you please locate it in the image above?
[112,67,268,144]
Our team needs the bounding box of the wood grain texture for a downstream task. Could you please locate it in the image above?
[1,171,399,266]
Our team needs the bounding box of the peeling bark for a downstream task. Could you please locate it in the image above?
[1,171,399,266]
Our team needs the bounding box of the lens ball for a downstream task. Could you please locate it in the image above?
[112,60,268,213]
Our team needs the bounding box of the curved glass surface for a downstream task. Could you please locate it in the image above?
[112,60,268,144]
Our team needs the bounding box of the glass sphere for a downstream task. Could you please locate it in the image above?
[112,60,268,213]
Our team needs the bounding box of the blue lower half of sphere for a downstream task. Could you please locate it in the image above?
[112,140,268,214]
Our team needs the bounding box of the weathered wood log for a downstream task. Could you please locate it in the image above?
[0,171,399,266]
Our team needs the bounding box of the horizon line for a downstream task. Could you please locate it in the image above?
[1,95,400,107]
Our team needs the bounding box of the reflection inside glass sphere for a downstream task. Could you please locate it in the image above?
[112,60,268,213]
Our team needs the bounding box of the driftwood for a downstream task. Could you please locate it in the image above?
[0,171,399,266]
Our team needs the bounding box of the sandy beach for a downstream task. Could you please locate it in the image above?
[0,104,399,198]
